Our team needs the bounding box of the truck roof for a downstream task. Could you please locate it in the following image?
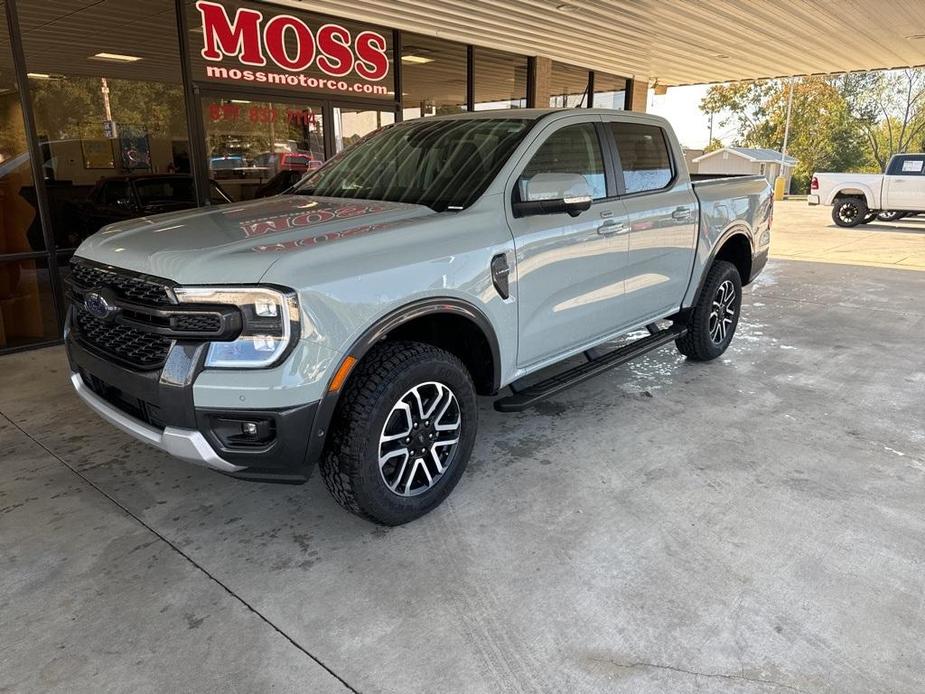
[421,107,672,128]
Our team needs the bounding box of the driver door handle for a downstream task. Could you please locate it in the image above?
[598,220,630,236]
[672,206,692,220]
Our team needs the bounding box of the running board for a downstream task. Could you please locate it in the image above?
[493,324,687,413]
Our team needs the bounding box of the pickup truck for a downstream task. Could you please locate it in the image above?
[66,109,772,525]
[809,153,925,226]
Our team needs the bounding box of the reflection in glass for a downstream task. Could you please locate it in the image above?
[1,23,43,255]
[0,257,59,349]
[334,107,396,153]
[203,98,326,202]
[610,123,673,193]
[549,62,590,108]
[20,0,191,247]
[473,47,527,111]
[401,34,467,119]
[593,72,627,110]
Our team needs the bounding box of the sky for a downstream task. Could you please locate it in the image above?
[646,84,740,150]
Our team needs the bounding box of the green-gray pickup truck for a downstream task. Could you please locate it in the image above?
[67,108,772,524]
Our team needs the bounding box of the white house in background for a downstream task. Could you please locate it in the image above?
[691,147,798,191]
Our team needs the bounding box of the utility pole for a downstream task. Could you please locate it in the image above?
[775,77,795,201]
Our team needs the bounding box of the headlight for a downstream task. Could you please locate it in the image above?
[174,286,300,369]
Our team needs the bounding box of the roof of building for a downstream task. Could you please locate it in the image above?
[692,147,798,166]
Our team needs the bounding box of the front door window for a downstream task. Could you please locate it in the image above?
[202,97,326,201]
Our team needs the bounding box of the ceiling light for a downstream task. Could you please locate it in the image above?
[904,34,925,40]
[90,52,142,63]
[401,55,434,64]
[714,53,730,59]
[27,73,65,80]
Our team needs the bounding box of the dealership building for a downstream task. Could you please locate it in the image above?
[0,0,921,355]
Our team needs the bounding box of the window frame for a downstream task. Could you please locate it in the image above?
[510,118,618,210]
[888,155,925,176]
[602,119,678,199]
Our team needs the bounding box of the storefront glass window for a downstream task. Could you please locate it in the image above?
[549,62,590,108]
[592,72,627,110]
[1,16,41,255]
[0,256,60,349]
[401,34,467,119]
[202,96,325,201]
[19,0,191,248]
[334,107,395,153]
[1,2,61,349]
[185,1,394,102]
[473,47,527,111]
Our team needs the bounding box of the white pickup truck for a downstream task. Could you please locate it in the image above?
[809,153,925,226]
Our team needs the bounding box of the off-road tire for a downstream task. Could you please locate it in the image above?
[862,212,877,224]
[832,197,868,227]
[877,210,904,222]
[319,341,478,525]
[676,260,742,361]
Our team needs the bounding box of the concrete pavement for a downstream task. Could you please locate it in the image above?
[771,200,925,270]
[1,204,924,693]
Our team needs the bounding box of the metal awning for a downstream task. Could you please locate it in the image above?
[280,0,925,85]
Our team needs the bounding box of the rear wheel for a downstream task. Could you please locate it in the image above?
[877,210,904,222]
[832,197,868,227]
[676,260,742,362]
[320,341,477,525]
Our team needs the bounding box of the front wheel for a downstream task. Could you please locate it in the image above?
[676,260,742,361]
[320,341,478,525]
[832,197,868,227]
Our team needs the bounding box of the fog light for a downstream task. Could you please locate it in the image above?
[211,416,275,448]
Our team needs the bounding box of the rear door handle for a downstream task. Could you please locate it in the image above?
[598,220,630,236]
[672,207,692,220]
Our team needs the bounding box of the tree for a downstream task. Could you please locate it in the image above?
[838,69,925,169]
[700,77,872,192]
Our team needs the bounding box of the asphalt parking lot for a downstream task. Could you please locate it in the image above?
[1,201,923,694]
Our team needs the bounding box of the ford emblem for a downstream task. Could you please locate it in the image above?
[84,292,117,320]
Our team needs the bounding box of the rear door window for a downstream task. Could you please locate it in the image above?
[518,123,607,200]
[609,123,673,194]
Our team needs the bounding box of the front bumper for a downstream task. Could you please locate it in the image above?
[71,371,244,473]
[67,332,320,482]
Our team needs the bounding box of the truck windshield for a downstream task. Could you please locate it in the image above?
[294,118,532,211]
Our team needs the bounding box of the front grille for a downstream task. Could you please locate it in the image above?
[71,261,174,306]
[74,306,172,369]
[69,259,238,370]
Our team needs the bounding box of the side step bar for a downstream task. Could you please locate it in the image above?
[493,324,687,413]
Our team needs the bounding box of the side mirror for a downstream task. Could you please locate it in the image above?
[513,173,594,218]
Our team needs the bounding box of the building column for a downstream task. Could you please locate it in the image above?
[528,56,552,108]
[624,78,649,112]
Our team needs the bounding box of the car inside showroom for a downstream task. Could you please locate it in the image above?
[1,1,924,692]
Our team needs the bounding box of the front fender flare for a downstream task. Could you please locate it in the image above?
[303,297,502,467]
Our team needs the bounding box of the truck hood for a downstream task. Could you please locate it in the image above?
[74,195,434,285]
